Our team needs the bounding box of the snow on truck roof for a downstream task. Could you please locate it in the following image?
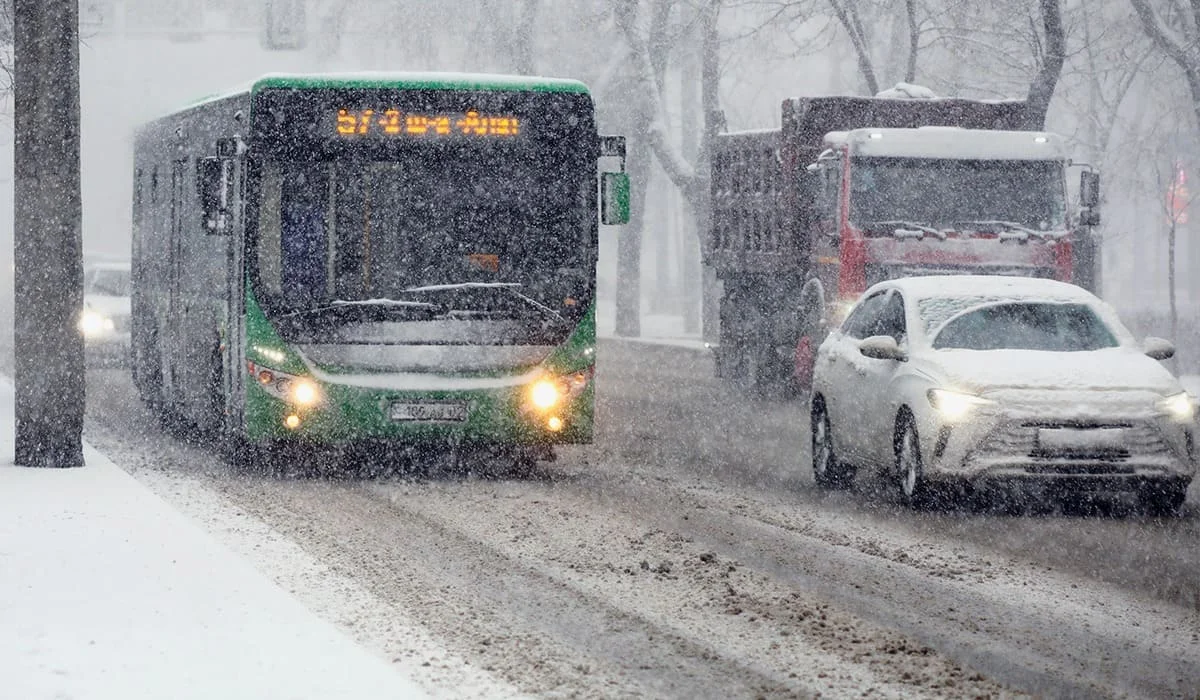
[877,275,1096,303]
[825,127,1067,161]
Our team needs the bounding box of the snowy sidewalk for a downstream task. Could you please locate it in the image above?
[0,379,427,700]
[596,305,710,352]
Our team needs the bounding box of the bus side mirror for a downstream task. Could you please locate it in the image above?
[197,157,231,235]
[601,172,630,225]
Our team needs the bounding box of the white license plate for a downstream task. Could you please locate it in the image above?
[1037,427,1126,452]
[388,401,468,423]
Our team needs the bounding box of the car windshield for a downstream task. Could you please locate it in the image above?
[928,299,1118,351]
[88,268,131,296]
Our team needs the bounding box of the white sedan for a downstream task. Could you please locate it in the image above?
[810,275,1196,514]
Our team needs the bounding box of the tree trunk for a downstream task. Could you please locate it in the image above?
[1023,0,1065,129]
[616,126,651,337]
[13,0,84,467]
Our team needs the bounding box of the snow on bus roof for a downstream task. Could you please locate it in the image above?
[878,275,1095,302]
[179,71,590,113]
[251,71,591,94]
[824,127,1068,161]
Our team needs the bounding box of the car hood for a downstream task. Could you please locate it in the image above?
[930,347,1182,395]
[84,294,130,317]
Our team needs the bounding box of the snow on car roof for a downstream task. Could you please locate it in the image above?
[879,275,1095,303]
[823,127,1068,161]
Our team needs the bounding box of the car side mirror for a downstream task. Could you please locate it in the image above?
[1144,336,1176,361]
[859,335,907,361]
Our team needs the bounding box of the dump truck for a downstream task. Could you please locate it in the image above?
[707,93,1101,393]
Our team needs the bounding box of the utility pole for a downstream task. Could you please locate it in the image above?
[13,0,85,467]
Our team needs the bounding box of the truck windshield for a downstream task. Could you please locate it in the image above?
[849,157,1067,233]
[252,157,594,339]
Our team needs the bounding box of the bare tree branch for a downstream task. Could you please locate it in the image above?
[827,0,879,93]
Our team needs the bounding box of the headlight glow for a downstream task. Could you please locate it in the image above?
[1158,392,1196,422]
[78,309,114,337]
[246,360,321,407]
[530,380,561,410]
[927,388,994,422]
[291,380,320,406]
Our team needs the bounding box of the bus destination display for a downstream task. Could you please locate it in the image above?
[336,108,522,138]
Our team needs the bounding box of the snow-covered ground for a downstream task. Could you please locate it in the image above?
[0,378,428,700]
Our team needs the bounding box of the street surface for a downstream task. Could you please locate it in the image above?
[79,340,1200,698]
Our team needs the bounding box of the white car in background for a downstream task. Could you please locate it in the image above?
[810,275,1196,514]
[80,260,131,365]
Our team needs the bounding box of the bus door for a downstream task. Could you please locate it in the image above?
[223,155,247,434]
[163,158,187,402]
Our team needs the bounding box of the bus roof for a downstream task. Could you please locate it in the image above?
[250,72,591,95]
[175,72,590,117]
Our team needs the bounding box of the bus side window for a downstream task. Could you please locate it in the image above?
[279,165,329,303]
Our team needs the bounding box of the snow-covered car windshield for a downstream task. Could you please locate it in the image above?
[87,268,130,297]
[850,157,1067,232]
[928,299,1118,351]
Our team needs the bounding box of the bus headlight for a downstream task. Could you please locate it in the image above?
[291,379,321,406]
[530,380,562,410]
[247,360,322,407]
[79,309,115,337]
[527,369,593,413]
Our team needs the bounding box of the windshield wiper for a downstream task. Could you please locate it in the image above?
[403,282,567,324]
[868,220,948,240]
[281,298,444,320]
[955,220,1055,241]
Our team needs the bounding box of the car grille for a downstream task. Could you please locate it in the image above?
[966,420,1171,473]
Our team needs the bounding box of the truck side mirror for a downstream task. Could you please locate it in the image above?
[196,157,231,235]
[601,172,630,226]
[1079,208,1101,227]
[1080,170,1100,209]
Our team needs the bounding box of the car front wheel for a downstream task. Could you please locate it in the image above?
[812,400,854,489]
[894,416,927,507]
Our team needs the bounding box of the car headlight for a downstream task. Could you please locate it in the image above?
[78,309,114,337]
[927,388,994,422]
[1157,392,1195,422]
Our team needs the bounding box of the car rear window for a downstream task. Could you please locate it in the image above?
[930,301,1118,351]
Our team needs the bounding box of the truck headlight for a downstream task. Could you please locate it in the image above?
[927,388,993,422]
[1158,392,1195,422]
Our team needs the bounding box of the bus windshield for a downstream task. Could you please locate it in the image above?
[849,157,1067,233]
[253,154,593,340]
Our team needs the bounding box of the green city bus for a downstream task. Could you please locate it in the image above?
[131,72,629,468]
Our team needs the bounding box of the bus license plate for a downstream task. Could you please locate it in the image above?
[389,401,468,423]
